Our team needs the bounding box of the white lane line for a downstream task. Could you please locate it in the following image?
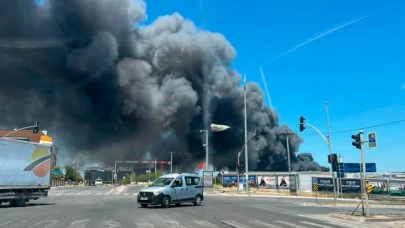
[133,193,138,195]
[193,220,218,227]
[300,221,333,228]
[28,220,58,228]
[66,220,90,228]
[166,221,187,228]
[250,220,281,227]
[134,222,155,228]
[0,221,11,226]
[296,214,368,228]
[124,193,129,196]
[274,221,304,228]
[221,220,252,228]
[96,192,102,195]
[101,220,121,227]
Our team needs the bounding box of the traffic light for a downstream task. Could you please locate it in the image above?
[351,133,361,149]
[299,116,306,132]
[327,154,338,172]
[255,130,260,141]
[33,121,39,134]
[240,164,244,175]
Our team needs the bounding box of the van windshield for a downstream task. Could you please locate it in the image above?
[150,178,174,187]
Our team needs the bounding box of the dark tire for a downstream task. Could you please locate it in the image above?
[175,203,181,206]
[15,192,26,207]
[161,196,170,208]
[141,204,148,208]
[193,195,202,206]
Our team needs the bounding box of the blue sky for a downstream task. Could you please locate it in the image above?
[143,0,405,172]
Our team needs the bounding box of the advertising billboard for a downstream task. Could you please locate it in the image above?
[277,176,289,189]
[203,171,213,187]
[223,175,256,187]
[258,176,276,189]
[317,177,334,191]
[389,181,405,196]
[369,180,388,194]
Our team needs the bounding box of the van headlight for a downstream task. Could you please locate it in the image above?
[153,190,161,195]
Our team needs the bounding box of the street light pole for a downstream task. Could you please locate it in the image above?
[153,158,157,173]
[169,152,174,173]
[244,73,249,195]
[325,102,337,204]
[200,130,209,171]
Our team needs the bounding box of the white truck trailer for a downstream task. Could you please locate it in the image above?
[0,138,56,207]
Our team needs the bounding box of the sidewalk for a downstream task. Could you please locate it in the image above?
[205,190,405,208]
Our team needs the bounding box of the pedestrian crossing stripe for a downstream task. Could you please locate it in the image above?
[0,219,367,228]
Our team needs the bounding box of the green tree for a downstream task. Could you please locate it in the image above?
[136,174,149,182]
[51,166,61,180]
[123,173,131,185]
[64,165,82,182]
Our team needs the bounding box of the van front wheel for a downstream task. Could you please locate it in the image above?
[161,196,170,208]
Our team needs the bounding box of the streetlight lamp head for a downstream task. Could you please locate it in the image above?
[200,130,203,133]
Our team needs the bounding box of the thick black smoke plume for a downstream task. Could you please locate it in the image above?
[0,0,323,172]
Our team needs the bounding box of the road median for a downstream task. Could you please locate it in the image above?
[329,212,405,223]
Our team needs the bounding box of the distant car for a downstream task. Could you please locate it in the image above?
[95,179,103,186]
[137,173,203,208]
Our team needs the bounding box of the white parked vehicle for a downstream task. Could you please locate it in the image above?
[95,179,103,186]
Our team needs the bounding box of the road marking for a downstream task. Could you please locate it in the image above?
[124,193,129,195]
[193,220,218,227]
[274,221,304,228]
[55,193,63,195]
[300,221,332,228]
[222,220,251,228]
[167,221,187,228]
[66,220,90,228]
[296,214,368,228]
[250,220,281,227]
[133,193,138,195]
[134,222,154,228]
[102,220,121,227]
[96,192,102,195]
[75,193,83,195]
[28,220,58,228]
[65,193,74,195]
[0,221,11,226]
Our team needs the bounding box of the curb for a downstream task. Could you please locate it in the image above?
[329,212,405,223]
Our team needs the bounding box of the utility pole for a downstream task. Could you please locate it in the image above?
[359,131,370,216]
[200,130,209,171]
[153,158,157,173]
[169,152,174,173]
[277,130,293,172]
[325,102,338,204]
[243,73,249,195]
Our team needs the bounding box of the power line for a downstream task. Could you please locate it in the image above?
[300,119,405,136]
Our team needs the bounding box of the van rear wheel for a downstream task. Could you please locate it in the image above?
[141,204,148,208]
[193,195,202,206]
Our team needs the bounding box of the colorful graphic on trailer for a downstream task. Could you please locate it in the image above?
[258,176,276,188]
[24,147,51,177]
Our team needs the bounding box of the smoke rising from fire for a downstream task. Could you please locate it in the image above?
[0,0,324,172]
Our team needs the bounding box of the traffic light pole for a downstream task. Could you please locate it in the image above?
[325,102,338,204]
[360,131,370,216]
[277,130,293,172]
[302,122,337,204]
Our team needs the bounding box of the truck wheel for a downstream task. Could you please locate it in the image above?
[15,193,26,207]
[141,204,148,208]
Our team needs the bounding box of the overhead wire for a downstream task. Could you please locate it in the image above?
[300,119,405,136]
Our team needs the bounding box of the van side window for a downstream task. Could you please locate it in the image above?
[185,177,193,186]
[193,177,200,185]
[174,178,182,186]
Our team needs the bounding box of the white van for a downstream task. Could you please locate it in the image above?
[137,173,203,208]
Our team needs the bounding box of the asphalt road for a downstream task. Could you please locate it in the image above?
[0,186,398,228]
